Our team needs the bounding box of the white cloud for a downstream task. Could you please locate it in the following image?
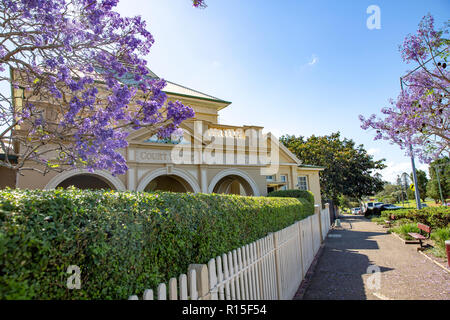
[307,54,319,66]
[300,54,319,70]
[379,161,429,184]
[367,148,380,156]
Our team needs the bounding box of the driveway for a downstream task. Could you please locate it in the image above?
[298,214,450,300]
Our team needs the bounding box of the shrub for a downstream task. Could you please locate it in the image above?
[430,227,450,258]
[370,216,385,224]
[267,189,315,205]
[380,207,450,229]
[391,223,420,240]
[431,227,450,245]
[0,188,313,299]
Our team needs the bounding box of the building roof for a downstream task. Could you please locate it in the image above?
[298,164,326,170]
[143,69,230,104]
[163,80,231,104]
[95,66,231,104]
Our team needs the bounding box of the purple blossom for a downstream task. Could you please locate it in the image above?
[360,14,449,164]
[0,0,200,175]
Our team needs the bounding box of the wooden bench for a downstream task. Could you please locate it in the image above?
[384,214,396,228]
[408,223,431,250]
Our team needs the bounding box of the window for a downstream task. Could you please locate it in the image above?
[266,175,274,181]
[298,176,308,191]
[145,134,187,145]
[280,175,288,191]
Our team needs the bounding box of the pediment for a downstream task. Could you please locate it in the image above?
[127,122,203,146]
[266,133,302,165]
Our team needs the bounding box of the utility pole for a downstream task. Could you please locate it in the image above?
[409,144,422,209]
[434,162,449,205]
[400,77,422,209]
[401,172,409,207]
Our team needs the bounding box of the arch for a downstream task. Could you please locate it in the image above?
[44,169,126,191]
[208,169,260,196]
[136,167,201,193]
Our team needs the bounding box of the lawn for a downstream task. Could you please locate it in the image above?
[370,207,450,259]
[393,199,442,208]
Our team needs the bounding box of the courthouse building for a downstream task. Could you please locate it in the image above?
[3,70,324,206]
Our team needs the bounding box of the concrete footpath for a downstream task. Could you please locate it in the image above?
[294,214,450,300]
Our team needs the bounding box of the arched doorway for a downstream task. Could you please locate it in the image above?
[208,169,260,196]
[44,169,126,191]
[56,174,115,190]
[144,175,194,193]
[212,175,254,196]
[136,168,201,193]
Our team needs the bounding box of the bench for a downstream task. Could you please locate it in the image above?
[408,223,431,250]
[384,214,396,228]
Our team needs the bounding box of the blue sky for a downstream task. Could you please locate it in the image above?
[1,1,447,183]
[114,0,449,183]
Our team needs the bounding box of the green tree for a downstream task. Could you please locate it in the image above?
[426,157,450,203]
[280,132,386,204]
[376,183,403,204]
[338,195,361,211]
[409,169,429,202]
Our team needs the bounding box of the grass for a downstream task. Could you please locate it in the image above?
[393,199,441,208]
[376,216,450,259]
[391,223,421,240]
[370,216,386,224]
[429,227,450,259]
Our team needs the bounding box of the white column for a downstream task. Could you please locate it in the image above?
[127,168,136,191]
[200,166,208,193]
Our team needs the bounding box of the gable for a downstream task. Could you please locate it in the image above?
[267,133,302,165]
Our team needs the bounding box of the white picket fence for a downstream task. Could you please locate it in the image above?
[129,204,331,300]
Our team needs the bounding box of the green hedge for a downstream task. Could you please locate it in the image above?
[0,188,313,300]
[267,189,315,205]
[380,206,450,229]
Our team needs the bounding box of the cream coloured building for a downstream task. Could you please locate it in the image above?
[7,70,324,206]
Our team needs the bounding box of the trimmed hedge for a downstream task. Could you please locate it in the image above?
[380,206,450,229]
[0,188,313,299]
[267,189,315,205]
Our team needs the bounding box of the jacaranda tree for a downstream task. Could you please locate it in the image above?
[0,0,206,175]
[360,14,449,164]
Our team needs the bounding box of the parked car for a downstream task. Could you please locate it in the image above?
[364,202,386,216]
[351,207,361,214]
[365,202,375,211]
[374,202,385,209]
[379,204,403,211]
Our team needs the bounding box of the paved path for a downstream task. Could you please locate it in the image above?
[300,214,450,300]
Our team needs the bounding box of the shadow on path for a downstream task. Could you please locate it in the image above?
[303,217,393,299]
[301,214,450,300]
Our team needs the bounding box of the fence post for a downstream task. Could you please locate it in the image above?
[271,232,283,300]
[297,221,304,281]
[315,204,323,243]
[188,264,210,300]
[208,259,219,300]
[325,203,330,230]
[256,239,265,299]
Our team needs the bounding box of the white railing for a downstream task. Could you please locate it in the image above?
[129,204,331,300]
